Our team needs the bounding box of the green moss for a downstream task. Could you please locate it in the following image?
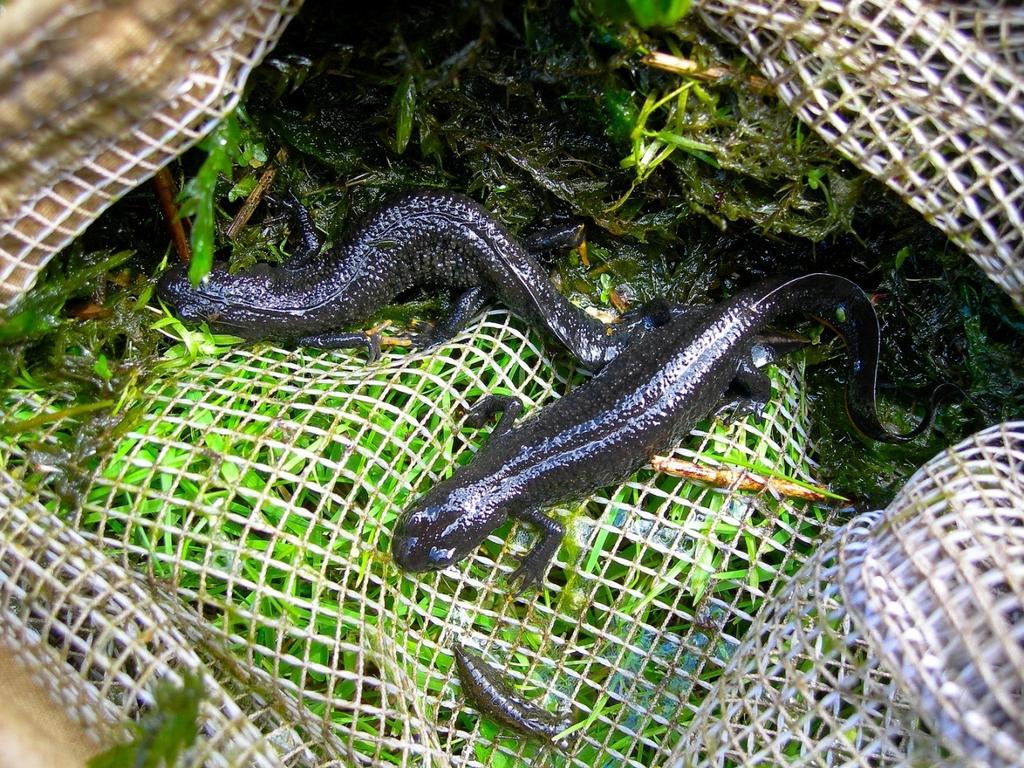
[0,247,159,399]
[88,672,204,768]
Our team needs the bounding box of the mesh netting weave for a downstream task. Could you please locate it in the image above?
[696,0,1024,309]
[668,420,1024,768]
[0,0,302,306]
[3,330,1022,765]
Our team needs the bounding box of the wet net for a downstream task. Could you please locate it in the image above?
[1,1,1023,767]
[0,0,303,307]
[697,0,1024,310]
[667,420,1024,768]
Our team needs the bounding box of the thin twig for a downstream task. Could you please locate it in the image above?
[367,322,413,349]
[650,455,839,503]
[642,52,772,93]
[152,167,191,263]
[226,147,289,240]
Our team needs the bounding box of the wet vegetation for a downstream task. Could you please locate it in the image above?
[88,673,204,768]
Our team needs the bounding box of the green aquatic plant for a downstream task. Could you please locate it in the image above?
[88,672,204,768]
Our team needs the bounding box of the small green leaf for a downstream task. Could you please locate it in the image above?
[650,130,716,154]
[602,88,639,144]
[93,354,112,381]
[228,175,258,202]
[392,75,417,155]
[179,113,246,285]
[806,167,827,190]
[599,273,615,304]
[134,281,155,310]
[624,0,691,27]
[894,246,910,271]
[187,199,215,286]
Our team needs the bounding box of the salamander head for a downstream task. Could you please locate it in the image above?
[156,261,276,329]
[392,484,505,573]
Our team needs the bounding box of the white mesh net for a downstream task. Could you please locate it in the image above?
[1,0,1023,766]
[696,0,1024,310]
[0,0,302,307]
[668,421,1024,768]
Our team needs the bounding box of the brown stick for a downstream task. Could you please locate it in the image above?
[152,167,191,263]
[642,52,772,93]
[650,455,839,503]
[225,147,288,240]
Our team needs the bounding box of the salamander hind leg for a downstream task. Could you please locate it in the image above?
[464,394,523,438]
[507,507,564,594]
[413,286,491,349]
[298,330,381,362]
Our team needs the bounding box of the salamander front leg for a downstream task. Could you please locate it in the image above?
[507,507,564,594]
[606,301,711,360]
[522,220,585,255]
[413,286,491,348]
[721,357,772,420]
[298,330,381,362]
[464,394,523,439]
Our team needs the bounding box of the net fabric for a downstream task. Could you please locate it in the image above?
[0,0,302,307]
[0,470,299,768]
[668,421,1024,768]
[696,0,1024,310]
[0,310,833,766]
[947,1,1024,67]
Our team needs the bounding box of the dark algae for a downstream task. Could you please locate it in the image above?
[393,274,943,590]
[157,191,645,369]
[454,642,575,750]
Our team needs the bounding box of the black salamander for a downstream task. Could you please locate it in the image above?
[453,642,574,750]
[157,191,635,369]
[392,273,944,591]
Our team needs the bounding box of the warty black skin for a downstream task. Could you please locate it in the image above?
[392,273,944,590]
[156,191,634,369]
[453,642,575,750]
